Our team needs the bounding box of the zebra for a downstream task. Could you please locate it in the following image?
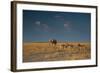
[49,39,57,46]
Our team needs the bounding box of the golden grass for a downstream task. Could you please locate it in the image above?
[23,42,91,62]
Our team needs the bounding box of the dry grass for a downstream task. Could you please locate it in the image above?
[23,42,91,62]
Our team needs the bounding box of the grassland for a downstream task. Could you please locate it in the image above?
[23,42,91,62]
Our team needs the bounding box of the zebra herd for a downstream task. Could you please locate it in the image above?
[48,39,87,49]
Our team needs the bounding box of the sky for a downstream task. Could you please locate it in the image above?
[23,10,91,42]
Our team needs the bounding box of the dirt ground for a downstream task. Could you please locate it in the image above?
[23,42,91,62]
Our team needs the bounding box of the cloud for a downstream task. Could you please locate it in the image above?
[64,24,69,28]
[43,24,49,29]
[55,15,62,18]
[64,22,71,31]
[55,15,65,21]
[35,21,49,29]
[34,21,51,32]
[42,24,51,32]
[35,21,41,26]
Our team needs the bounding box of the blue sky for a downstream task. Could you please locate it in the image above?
[23,10,91,42]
